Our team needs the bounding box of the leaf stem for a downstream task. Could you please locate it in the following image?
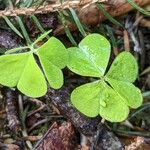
[5,46,29,54]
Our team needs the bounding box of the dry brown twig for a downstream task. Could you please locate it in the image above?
[0,0,106,17]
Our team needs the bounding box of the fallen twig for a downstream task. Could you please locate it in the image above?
[0,0,106,17]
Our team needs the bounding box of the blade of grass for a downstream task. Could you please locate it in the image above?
[31,15,50,39]
[65,9,91,32]
[128,103,150,120]
[2,16,23,38]
[97,24,107,37]
[114,129,150,137]
[16,16,32,45]
[59,11,77,46]
[142,91,150,97]
[127,0,150,17]
[4,0,13,9]
[106,25,116,45]
[96,3,124,28]
[141,66,150,76]
[20,0,33,8]
[105,25,117,47]
[106,25,118,55]
[69,8,87,37]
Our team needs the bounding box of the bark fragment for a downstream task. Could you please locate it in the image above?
[3,88,21,132]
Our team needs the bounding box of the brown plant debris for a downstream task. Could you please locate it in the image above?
[3,88,21,132]
[33,122,76,150]
[0,142,20,150]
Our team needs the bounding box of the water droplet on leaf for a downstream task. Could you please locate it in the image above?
[100,100,107,107]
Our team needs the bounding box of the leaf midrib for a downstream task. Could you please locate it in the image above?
[79,46,104,76]
[105,77,130,107]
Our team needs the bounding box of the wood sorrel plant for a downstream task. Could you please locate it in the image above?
[0,32,143,122]
[0,31,68,98]
[67,33,143,122]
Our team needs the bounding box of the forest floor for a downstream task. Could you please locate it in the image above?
[0,1,150,150]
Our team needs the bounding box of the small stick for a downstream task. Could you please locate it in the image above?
[27,98,46,117]
[28,118,50,132]
[20,135,42,142]
[124,30,130,51]
[0,0,106,17]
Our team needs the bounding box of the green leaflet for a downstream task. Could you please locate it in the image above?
[106,51,138,82]
[68,34,143,122]
[0,52,30,87]
[106,78,143,108]
[71,81,100,117]
[71,80,129,122]
[37,37,68,89]
[68,47,103,77]
[99,82,129,122]
[67,34,111,77]
[0,35,68,97]
[38,54,64,89]
[37,37,68,69]
[0,52,47,97]
[17,53,47,97]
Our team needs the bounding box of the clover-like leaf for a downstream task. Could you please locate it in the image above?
[106,78,143,108]
[17,53,47,97]
[71,81,101,117]
[99,82,129,122]
[71,81,129,122]
[68,33,143,122]
[106,51,138,82]
[37,37,68,69]
[0,52,47,97]
[37,37,68,89]
[0,52,29,87]
[67,34,111,77]
[38,54,63,89]
[67,47,103,77]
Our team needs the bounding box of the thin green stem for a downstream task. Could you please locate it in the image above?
[69,8,87,37]
[128,103,150,120]
[114,129,150,137]
[59,11,77,46]
[16,16,32,45]
[127,0,150,16]
[5,46,29,54]
[31,15,50,39]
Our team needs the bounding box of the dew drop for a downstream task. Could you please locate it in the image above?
[100,100,107,107]
[114,62,118,66]
[105,93,109,98]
